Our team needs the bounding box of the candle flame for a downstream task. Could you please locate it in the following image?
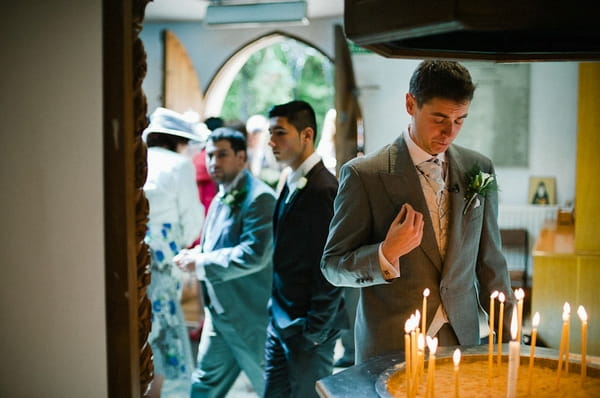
[563,302,571,314]
[415,309,421,324]
[532,312,540,328]
[578,305,588,322]
[426,336,438,354]
[510,308,518,340]
[491,290,499,299]
[453,348,461,366]
[405,319,412,334]
[424,288,430,297]
[499,292,506,303]
[562,310,569,322]
[418,333,425,350]
[515,288,525,300]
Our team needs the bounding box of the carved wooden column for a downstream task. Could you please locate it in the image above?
[103,0,152,396]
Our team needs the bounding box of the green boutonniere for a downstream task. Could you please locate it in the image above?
[463,164,499,215]
[219,188,247,209]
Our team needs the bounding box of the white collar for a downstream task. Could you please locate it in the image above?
[287,152,321,188]
[403,130,446,166]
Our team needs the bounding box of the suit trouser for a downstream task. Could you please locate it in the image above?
[263,320,339,398]
[191,310,266,398]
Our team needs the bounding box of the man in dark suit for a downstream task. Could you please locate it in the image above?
[264,100,348,398]
[174,127,275,397]
[321,60,515,363]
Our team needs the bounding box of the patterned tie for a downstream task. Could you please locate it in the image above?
[417,158,448,257]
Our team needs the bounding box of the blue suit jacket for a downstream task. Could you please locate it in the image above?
[198,169,276,338]
[321,137,514,362]
[270,160,348,348]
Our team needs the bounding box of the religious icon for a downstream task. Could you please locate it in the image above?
[528,177,556,205]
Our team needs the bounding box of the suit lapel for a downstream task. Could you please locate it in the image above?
[443,145,469,272]
[378,138,442,271]
[275,161,325,230]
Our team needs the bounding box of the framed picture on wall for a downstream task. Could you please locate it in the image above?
[528,176,556,205]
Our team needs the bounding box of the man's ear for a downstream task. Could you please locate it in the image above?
[406,93,416,116]
[302,127,315,143]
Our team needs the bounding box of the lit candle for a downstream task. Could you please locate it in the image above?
[556,303,570,387]
[405,319,412,398]
[453,348,461,398]
[410,314,418,397]
[507,308,520,398]
[578,305,588,384]
[515,288,525,342]
[488,290,499,384]
[565,303,571,374]
[527,312,540,395]
[422,288,430,335]
[497,292,506,367]
[425,336,438,398]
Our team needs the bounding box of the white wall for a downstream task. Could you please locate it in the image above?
[352,54,578,206]
[0,2,107,397]
[141,16,343,113]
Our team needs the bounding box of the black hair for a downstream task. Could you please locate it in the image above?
[268,100,318,143]
[208,127,247,160]
[146,133,189,152]
[409,60,476,107]
[204,116,225,131]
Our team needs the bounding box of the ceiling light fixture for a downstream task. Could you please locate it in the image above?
[205,0,308,28]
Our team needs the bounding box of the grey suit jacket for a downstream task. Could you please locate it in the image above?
[198,169,276,338]
[321,137,514,362]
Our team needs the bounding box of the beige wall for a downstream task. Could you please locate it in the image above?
[0,2,107,397]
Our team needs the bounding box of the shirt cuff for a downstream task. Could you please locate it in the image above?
[378,243,400,280]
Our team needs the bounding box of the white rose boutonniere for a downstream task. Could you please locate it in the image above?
[296,176,308,190]
[463,164,499,215]
[219,188,247,209]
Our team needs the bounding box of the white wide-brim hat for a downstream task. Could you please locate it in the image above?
[142,107,210,143]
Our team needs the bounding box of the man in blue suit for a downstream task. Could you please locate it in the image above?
[321,60,515,363]
[174,127,275,397]
[263,100,348,398]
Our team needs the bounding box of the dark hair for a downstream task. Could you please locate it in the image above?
[208,127,247,160]
[146,132,189,152]
[409,60,475,107]
[268,100,318,142]
[204,116,224,131]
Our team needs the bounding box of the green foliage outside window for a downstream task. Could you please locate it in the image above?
[221,39,334,143]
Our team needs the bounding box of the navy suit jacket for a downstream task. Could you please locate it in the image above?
[270,160,348,348]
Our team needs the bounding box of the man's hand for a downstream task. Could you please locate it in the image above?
[173,249,197,272]
[381,203,424,262]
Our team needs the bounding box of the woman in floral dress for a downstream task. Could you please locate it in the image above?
[143,107,207,397]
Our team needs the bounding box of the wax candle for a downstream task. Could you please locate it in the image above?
[410,314,418,397]
[515,288,525,342]
[425,336,438,398]
[488,290,498,384]
[453,348,461,398]
[578,305,588,384]
[507,308,520,398]
[422,288,430,335]
[417,333,425,382]
[497,292,506,367]
[556,303,570,387]
[405,319,412,398]
[565,303,571,374]
[527,312,540,395]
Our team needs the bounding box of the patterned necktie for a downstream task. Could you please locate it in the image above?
[417,157,448,257]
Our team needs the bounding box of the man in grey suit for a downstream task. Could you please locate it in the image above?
[321,60,515,363]
[174,127,275,397]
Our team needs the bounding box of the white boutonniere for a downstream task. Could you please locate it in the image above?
[463,164,499,215]
[285,176,308,204]
[296,176,308,190]
[219,188,247,209]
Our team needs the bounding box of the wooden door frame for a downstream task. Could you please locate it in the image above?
[103,0,153,396]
